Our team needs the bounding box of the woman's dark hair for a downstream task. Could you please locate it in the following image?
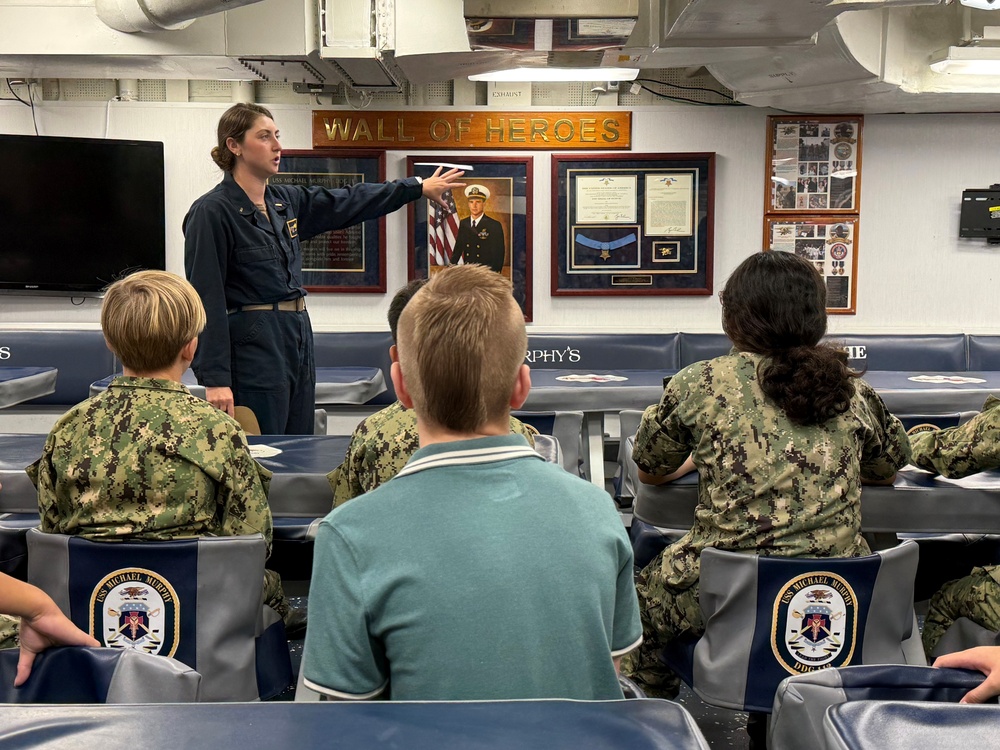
[211,103,274,172]
[721,251,859,426]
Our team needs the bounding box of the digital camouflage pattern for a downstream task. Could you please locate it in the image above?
[621,351,910,694]
[922,566,1000,658]
[909,395,1000,478]
[29,377,273,545]
[23,377,290,626]
[909,399,1000,657]
[327,401,539,506]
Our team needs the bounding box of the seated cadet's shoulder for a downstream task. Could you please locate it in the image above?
[851,376,888,408]
[354,403,418,454]
[670,357,723,392]
[177,397,245,438]
[364,401,412,433]
[510,416,538,443]
[324,478,401,527]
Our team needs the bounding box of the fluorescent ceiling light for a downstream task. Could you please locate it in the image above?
[469,67,640,82]
[930,46,1000,75]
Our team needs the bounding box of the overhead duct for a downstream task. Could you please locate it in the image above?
[0,0,350,83]
[461,0,641,75]
[97,0,266,33]
[704,2,1000,113]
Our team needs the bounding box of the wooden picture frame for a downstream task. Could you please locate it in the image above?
[764,215,860,314]
[406,155,533,321]
[551,153,715,296]
[273,150,387,293]
[765,115,863,214]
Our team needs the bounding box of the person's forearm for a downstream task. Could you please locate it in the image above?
[0,574,50,621]
[638,455,696,485]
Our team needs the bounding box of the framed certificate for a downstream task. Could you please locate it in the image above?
[551,153,715,296]
[764,215,859,314]
[765,115,863,214]
[406,155,533,321]
[273,150,387,293]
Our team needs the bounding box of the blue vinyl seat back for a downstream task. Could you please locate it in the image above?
[26,530,291,702]
[630,520,686,571]
[933,616,1000,658]
[525,333,679,370]
[0,330,115,406]
[678,333,732,367]
[615,410,644,505]
[770,664,993,749]
[896,413,965,432]
[678,333,968,372]
[0,513,41,581]
[824,333,967,372]
[663,542,919,713]
[825,700,1000,750]
[530,433,561,467]
[0,646,200,704]
[512,410,584,476]
[969,335,1000,370]
[313,332,395,405]
[0,699,714,749]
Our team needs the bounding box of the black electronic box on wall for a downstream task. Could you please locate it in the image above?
[960,186,1000,243]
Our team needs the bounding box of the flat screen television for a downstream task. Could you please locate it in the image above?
[0,134,165,296]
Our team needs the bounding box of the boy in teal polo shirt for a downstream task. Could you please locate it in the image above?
[303,265,641,701]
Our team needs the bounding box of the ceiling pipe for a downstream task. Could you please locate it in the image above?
[96,0,266,33]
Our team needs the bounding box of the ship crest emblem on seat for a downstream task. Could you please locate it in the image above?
[772,572,857,674]
[90,568,180,658]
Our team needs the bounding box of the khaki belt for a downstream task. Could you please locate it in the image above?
[227,298,306,314]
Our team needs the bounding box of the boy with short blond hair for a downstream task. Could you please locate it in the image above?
[304,265,640,701]
[327,278,536,505]
[29,270,298,631]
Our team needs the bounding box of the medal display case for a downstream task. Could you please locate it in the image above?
[551,153,715,297]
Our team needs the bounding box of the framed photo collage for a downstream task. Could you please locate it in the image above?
[763,115,864,314]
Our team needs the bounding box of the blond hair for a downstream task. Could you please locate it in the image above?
[101,271,206,373]
[397,265,525,432]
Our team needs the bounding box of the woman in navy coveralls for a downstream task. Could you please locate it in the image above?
[184,103,463,434]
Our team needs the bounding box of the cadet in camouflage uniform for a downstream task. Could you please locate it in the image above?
[19,272,296,645]
[621,252,910,697]
[909,399,1000,656]
[329,403,537,505]
[326,278,537,506]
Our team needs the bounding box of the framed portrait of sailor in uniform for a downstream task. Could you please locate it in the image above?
[551,153,715,296]
[272,149,387,293]
[406,155,533,321]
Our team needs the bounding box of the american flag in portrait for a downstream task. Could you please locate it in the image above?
[427,189,460,266]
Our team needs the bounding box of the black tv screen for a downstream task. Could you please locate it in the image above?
[0,134,165,296]
[960,188,1000,240]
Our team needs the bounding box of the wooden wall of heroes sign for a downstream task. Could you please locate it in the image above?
[311,110,632,150]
